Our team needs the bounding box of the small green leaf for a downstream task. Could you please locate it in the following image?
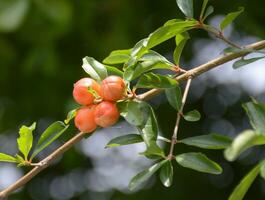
[165,85,182,111]
[141,106,158,146]
[17,122,36,160]
[233,56,265,69]
[64,109,77,124]
[130,20,196,59]
[136,73,178,89]
[105,134,143,148]
[183,110,201,122]
[224,130,265,161]
[129,160,167,190]
[175,152,222,174]
[118,100,149,126]
[220,7,244,30]
[173,32,190,65]
[200,0,208,19]
[0,0,29,32]
[82,57,108,81]
[243,101,265,133]
[140,142,165,158]
[159,161,173,187]
[176,0,194,18]
[180,134,232,149]
[105,65,123,77]
[31,121,69,159]
[147,20,196,50]
[260,161,265,179]
[103,49,131,64]
[139,50,173,65]
[203,6,214,21]
[123,60,172,82]
[131,38,149,58]
[228,161,264,200]
[15,154,24,163]
[0,153,17,163]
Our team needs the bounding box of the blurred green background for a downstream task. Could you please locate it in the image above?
[0,0,265,199]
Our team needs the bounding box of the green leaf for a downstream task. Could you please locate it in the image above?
[141,106,158,146]
[131,38,149,58]
[173,32,190,65]
[147,20,196,50]
[220,7,244,30]
[0,153,17,163]
[118,100,149,126]
[260,161,265,179]
[140,142,165,158]
[105,65,123,77]
[129,160,167,190]
[165,85,182,111]
[0,0,29,32]
[17,122,36,160]
[123,59,172,82]
[82,57,108,81]
[159,160,173,187]
[105,134,143,148]
[139,50,173,65]
[183,110,201,122]
[175,152,222,174]
[203,6,214,21]
[64,109,77,124]
[228,161,264,200]
[200,0,209,19]
[176,0,194,18]
[103,49,131,64]
[180,134,232,149]
[31,121,69,159]
[224,130,265,161]
[233,56,265,69]
[15,154,24,164]
[136,73,178,89]
[131,21,197,59]
[243,101,265,133]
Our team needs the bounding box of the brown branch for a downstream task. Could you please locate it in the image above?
[1,39,265,199]
[138,40,265,101]
[168,77,192,159]
[0,132,86,200]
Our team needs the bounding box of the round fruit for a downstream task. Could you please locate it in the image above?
[74,106,97,133]
[73,78,101,105]
[94,101,119,127]
[100,76,126,101]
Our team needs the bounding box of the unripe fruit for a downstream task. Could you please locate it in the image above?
[94,101,119,128]
[73,78,101,105]
[74,106,97,133]
[100,76,126,101]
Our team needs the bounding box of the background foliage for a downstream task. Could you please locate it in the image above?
[0,0,265,199]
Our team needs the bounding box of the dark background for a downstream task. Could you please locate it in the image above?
[0,0,265,199]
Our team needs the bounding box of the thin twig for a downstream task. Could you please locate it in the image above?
[0,132,86,200]
[168,77,192,159]
[1,39,265,199]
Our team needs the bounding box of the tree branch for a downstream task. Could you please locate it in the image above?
[0,132,86,200]
[168,77,192,159]
[0,39,265,199]
[138,40,265,101]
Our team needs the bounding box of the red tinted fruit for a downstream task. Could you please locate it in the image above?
[73,78,101,105]
[94,101,119,127]
[100,76,126,101]
[74,106,97,133]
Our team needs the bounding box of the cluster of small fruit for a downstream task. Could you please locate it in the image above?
[72,76,126,133]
